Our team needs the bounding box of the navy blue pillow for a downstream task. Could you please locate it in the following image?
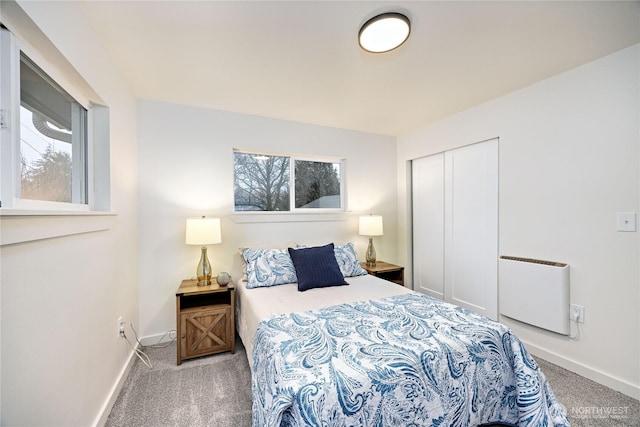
[288,243,348,292]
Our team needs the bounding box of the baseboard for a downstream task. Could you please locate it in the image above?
[523,339,640,400]
[91,343,138,427]
[139,330,176,347]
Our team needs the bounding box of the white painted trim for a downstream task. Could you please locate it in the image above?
[229,211,350,223]
[92,343,138,427]
[139,332,177,348]
[0,212,115,246]
[523,339,640,400]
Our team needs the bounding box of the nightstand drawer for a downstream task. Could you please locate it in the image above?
[180,305,232,360]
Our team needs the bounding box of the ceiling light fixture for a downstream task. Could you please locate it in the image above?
[358,12,411,53]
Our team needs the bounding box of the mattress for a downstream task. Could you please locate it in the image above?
[250,289,570,426]
[238,273,569,426]
[236,274,412,366]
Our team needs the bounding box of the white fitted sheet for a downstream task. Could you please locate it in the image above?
[236,274,412,367]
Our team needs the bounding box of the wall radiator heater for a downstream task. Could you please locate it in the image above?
[499,256,570,335]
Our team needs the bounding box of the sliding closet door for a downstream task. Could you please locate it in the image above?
[412,153,445,299]
[412,138,498,320]
[444,139,498,320]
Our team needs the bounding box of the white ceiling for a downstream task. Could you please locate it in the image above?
[79,1,640,136]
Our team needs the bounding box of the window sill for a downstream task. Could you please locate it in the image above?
[229,211,350,224]
[0,210,116,246]
[0,209,116,216]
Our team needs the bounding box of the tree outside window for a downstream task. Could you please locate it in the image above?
[234,151,343,212]
[294,160,341,209]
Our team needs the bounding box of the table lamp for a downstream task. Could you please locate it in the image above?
[359,214,383,266]
[185,217,222,285]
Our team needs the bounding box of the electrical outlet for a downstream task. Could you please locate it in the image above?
[569,304,585,323]
[117,316,125,337]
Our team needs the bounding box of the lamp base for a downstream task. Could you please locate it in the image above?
[365,237,377,267]
[196,246,212,286]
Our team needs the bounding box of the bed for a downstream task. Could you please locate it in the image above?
[237,243,569,427]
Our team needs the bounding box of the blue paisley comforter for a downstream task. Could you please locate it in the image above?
[252,292,569,427]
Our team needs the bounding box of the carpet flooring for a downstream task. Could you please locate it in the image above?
[105,336,639,426]
[105,337,252,427]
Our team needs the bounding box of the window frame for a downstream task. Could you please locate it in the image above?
[233,149,346,214]
[0,27,94,213]
[291,155,345,212]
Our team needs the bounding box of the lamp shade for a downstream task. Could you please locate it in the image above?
[359,215,383,236]
[185,217,222,245]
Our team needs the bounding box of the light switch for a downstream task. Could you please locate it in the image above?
[617,212,636,232]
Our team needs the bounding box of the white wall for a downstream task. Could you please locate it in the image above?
[2,4,635,425]
[397,45,640,398]
[0,1,138,425]
[137,100,397,341]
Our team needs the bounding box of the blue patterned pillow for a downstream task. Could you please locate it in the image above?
[334,242,368,277]
[288,243,348,292]
[242,248,298,289]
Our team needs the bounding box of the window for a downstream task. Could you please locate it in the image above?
[19,54,87,204]
[0,27,107,212]
[234,151,344,212]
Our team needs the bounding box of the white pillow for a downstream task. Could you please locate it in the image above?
[241,248,297,289]
[333,242,368,277]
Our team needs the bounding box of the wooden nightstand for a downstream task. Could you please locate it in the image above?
[176,279,235,365]
[361,261,405,286]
